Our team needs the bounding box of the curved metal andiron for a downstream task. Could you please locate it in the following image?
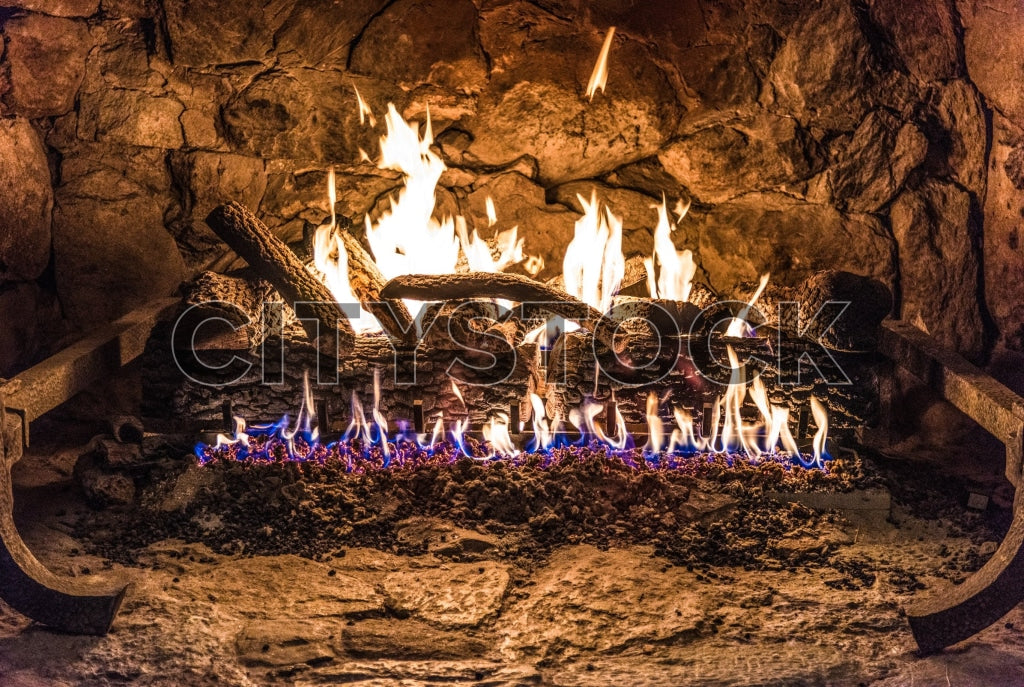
[0,299,175,634]
[879,320,1024,653]
[0,456,127,634]
[906,491,1024,653]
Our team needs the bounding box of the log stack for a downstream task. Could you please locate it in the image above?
[143,202,888,442]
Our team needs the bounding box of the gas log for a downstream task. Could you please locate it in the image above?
[142,329,538,432]
[381,271,616,349]
[205,203,355,345]
[146,215,887,440]
[329,216,416,343]
[178,269,291,350]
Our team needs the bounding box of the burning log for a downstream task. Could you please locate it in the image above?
[333,223,416,343]
[205,202,355,345]
[381,272,617,350]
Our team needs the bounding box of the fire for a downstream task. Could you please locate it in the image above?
[364,104,460,282]
[810,396,830,468]
[483,412,518,457]
[485,196,498,227]
[197,369,831,469]
[669,407,705,452]
[645,198,697,302]
[351,82,376,127]
[314,99,543,322]
[725,273,770,337]
[201,92,837,474]
[562,189,625,314]
[644,391,665,454]
[586,27,616,100]
[311,169,380,333]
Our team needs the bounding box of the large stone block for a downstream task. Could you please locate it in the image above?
[274,0,388,68]
[959,0,1024,127]
[1,13,91,118]
[982,115,1024,350]
[828,110,927,213]
[164,0,276,67]
[868,0,962,82]
[223,70,404,163]
[890,179,985,358]
[53,149,185,328]
[764,0,877,131]
[924,79,988,197]
[0,0,98,17]
[659,114,824,205]
[465,2,679,184]
[78,88,184,149]
[0,118,52,283]
[0,282,44,377]
[689,192,896,297]
[349,0,487,91]
[166,151,267,272]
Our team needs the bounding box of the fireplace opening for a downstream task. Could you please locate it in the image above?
[1,0,1024,683]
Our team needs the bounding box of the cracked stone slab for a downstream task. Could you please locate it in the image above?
[383,562,511,628]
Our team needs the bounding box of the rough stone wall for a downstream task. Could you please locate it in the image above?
[0,0,1015,378]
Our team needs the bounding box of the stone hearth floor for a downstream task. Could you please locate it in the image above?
[3,431,1024,686]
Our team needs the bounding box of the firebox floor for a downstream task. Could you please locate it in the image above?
[2,428,1024,685]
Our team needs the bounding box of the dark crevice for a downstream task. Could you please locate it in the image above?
[971,87,1000,358]
[851,0,909,79]
[344,0,404,73]
[153,0,174,64]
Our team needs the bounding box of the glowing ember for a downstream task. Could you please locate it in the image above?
[586,26,616,100]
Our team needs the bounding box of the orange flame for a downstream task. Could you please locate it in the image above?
[563,190,625,314]
[726,273,770,337]
[586,27,616,100]
[645,197,696,301]
[352,82,377,127]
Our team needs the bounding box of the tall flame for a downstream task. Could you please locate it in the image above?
[364,104,460,281]
[483,412,518,457]
[586,27,616,100]
[669,407,705,452]
[810,396,829,467]
[562,190,625,314]
[644,391,665,454]
[645,198,696,301]
[312,171,380,333]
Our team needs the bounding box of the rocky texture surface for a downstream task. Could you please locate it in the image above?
[0,0,1020,375]
[1,420,1022,685]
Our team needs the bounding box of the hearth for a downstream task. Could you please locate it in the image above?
[1,0,1024,683]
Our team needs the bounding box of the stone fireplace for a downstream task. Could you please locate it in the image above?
[1,0,1024,683]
